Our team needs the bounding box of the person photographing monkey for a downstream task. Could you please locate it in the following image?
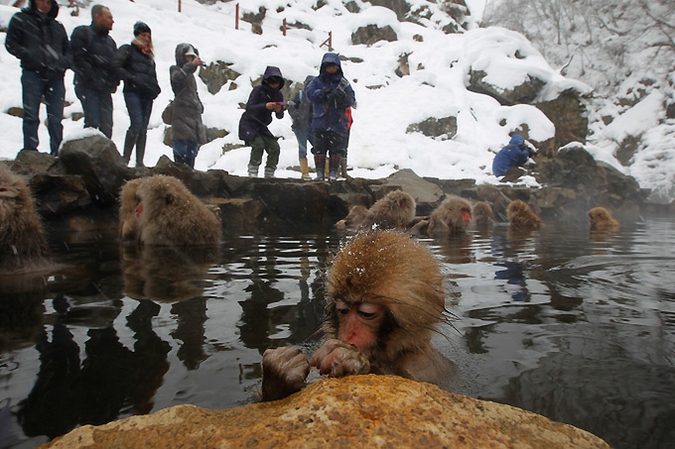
[238,66,285,178]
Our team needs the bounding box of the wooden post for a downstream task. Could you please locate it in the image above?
[178,0,182,13]
[283,18,287,36]
[320,32,333,51]
[235,3,239,30]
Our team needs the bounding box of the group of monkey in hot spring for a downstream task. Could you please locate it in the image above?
[0,165,620,402]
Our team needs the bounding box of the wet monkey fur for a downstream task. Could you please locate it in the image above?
[507,199,542,231]
[588,207,620,231]
[336,190,416,231]
[0,165,49,271]
[118,175,222,246]
[262,229,456,401]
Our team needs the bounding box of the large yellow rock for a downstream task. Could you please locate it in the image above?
[43,375,609,448]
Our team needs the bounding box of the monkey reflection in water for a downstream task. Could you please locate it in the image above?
[261,229,457,401]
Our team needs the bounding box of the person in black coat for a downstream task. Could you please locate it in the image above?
[71,4,119,139]
[238,66,285,178]
[113,21,161,167]
[5,0,71,156]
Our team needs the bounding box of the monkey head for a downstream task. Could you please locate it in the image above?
[507,200,542,230]
[428,196,472,235]
[0,165,48,270]
[324,230,446,364]
[588,207,620,231]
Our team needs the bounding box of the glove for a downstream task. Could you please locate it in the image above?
[328,88,346,102]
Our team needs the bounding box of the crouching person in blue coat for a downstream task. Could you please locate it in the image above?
[306,53,355,180]
[492,134,537,182]
[238,66,285,178]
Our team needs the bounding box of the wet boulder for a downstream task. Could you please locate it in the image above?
[42,375,610,449]
[49,135,129,207]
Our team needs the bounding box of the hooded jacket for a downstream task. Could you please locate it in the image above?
[288,75,314,131]
[305,53,355,134]
[492,134,535,177]
[5,0,71,80]
[238,66,284,143]
[71,21,119,93]
[169,43,205,143]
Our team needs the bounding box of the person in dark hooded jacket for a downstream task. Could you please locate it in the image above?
[305,53,355,180]
[170,43,205,169]
[238,66,285,178]
[113,21,161,167]
[71,4,118,139]
[5,0,71,156]
[492,134,537,182]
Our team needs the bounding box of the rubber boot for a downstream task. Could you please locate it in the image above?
[264,166,275,179]
[248,163,259,177]
[135,132,147,167]
[339,157,348,179]
[299,158,311,180]
[122,130,138,165]
[314,155,326,180]
[328,156,341,180]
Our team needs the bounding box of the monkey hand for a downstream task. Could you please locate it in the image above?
[309,339,371,378]
[261,346,310,402]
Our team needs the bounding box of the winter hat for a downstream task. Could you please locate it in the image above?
[184,46,198,57]
[133,21,152,36]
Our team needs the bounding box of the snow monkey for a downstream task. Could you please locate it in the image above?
[118,177,144,241]
[336,190,416,231]
[472,201,494,227]
[119,175,222,246]
[261,229,456,401]
[0,165,49,271]
[410,196,472,236]
[588,207,620,231]
[507,199,542,231]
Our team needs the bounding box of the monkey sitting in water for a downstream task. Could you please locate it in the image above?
[409,196,472,236]
[507,199,542,231]
[336,190,416,231]
[118,175,222,246]
[261,229,457,401]
[588,207,620,231]
[0,165,49,271]
[472,201,494,227]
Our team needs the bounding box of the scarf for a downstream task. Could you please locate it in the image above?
[132,37,154,60]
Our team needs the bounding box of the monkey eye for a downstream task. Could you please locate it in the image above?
[357,302,383,319]
[335,299,351,315]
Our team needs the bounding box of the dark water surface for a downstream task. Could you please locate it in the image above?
[1,217,674,448]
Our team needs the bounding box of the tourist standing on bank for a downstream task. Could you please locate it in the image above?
[114,21,161,167]
[238,66,285,178]
[288,75,315,180]
[305,53,355,181]
[170,43,205,169]
[71,4,119,139]
[5,0,71,156]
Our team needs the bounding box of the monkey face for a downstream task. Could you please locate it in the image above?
[335,299,385,353]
